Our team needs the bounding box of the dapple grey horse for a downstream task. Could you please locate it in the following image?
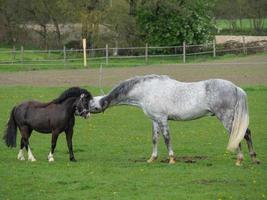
[89,75,259,165]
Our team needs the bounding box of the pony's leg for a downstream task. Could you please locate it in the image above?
[159,120,175,164]
[23,137,36,162]
[244,128,260,164]
[27,145,36,162]
[48,131,59,162]
[147,121,160,163]
[17,138,25,161]
[65,128,76,162]
[20,126,36,162]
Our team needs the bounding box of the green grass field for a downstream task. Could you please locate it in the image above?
[0,86,266,199]
[215,18,267,35]
[216,18,267,30]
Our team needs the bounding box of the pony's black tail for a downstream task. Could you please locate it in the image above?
[3,107,17,147]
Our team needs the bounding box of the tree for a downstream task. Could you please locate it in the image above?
[214,0,267,33]
[68,0,108,48]
[102,0,141,47]
[247,0,267,33]
[137,0,215,46]
[0,0,22,43]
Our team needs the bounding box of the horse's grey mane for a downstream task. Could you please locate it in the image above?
[103,74,169,103]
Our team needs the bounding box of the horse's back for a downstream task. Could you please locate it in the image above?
[130,77,210,120]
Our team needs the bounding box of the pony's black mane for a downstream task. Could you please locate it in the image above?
[52,87,92,104]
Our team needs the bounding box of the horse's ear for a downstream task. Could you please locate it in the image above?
[101,99,109,111]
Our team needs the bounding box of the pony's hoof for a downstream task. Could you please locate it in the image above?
[169,157,176,164]
[147,156,157,163]
[48,157,54,162]
[70,158,77,162]
[29,157,37,162]
[18,156,25,161]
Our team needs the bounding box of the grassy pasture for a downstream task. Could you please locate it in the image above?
[0,86,266,200]
[2,46,264,72]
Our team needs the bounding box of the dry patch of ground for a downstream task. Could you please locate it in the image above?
[0,54,266,87]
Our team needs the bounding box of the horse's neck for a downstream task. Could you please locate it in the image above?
[104,94,139,107]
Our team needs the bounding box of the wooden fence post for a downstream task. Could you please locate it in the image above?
[20,46,24,63]
[145,43,148,64]
[183,41,186,63]
[63,45,66,65]
[213,39,216,58]
[105,44,109,65]
[83,39,87,67]
[12,46,16,64]
[242,36,247,55]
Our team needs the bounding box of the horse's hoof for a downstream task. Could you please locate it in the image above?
[48,157,54,162]
[235,160,242,166]
[147,156,157,163]
[70,158,77,162]
[253,159,260,164]
[169,157,176,164]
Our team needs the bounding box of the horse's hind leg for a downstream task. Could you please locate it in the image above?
[147,121,160,163]
[235,144,244,166]
[17,138,25,161]
[244,128,260,164]
[216,109,244,166]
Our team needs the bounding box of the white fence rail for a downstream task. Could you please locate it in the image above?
[0,40,266,68]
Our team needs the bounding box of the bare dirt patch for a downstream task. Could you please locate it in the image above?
[193,179,230,185]
[160,156,208,164]
[129,155,208,164]
[0,54,266,87]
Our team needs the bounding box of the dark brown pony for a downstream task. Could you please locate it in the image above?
[3,87,92,162]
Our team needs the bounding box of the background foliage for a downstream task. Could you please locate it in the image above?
[0,0,266,48]
[137,0,215,45]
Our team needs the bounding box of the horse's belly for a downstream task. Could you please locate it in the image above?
[168,107,212,121]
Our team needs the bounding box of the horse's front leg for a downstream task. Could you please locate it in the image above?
[48,130,59,162]
[159,121,175,164]
[65,128,76,162]
[147,121,160,163]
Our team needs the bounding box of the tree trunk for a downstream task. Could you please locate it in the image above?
[52,17,61,47]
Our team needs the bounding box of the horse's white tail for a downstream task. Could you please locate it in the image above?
[227,88,249,152]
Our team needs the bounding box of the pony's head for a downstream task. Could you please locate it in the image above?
[74,92,93,118]
[89,96,109,113]
[53,87,94,118]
